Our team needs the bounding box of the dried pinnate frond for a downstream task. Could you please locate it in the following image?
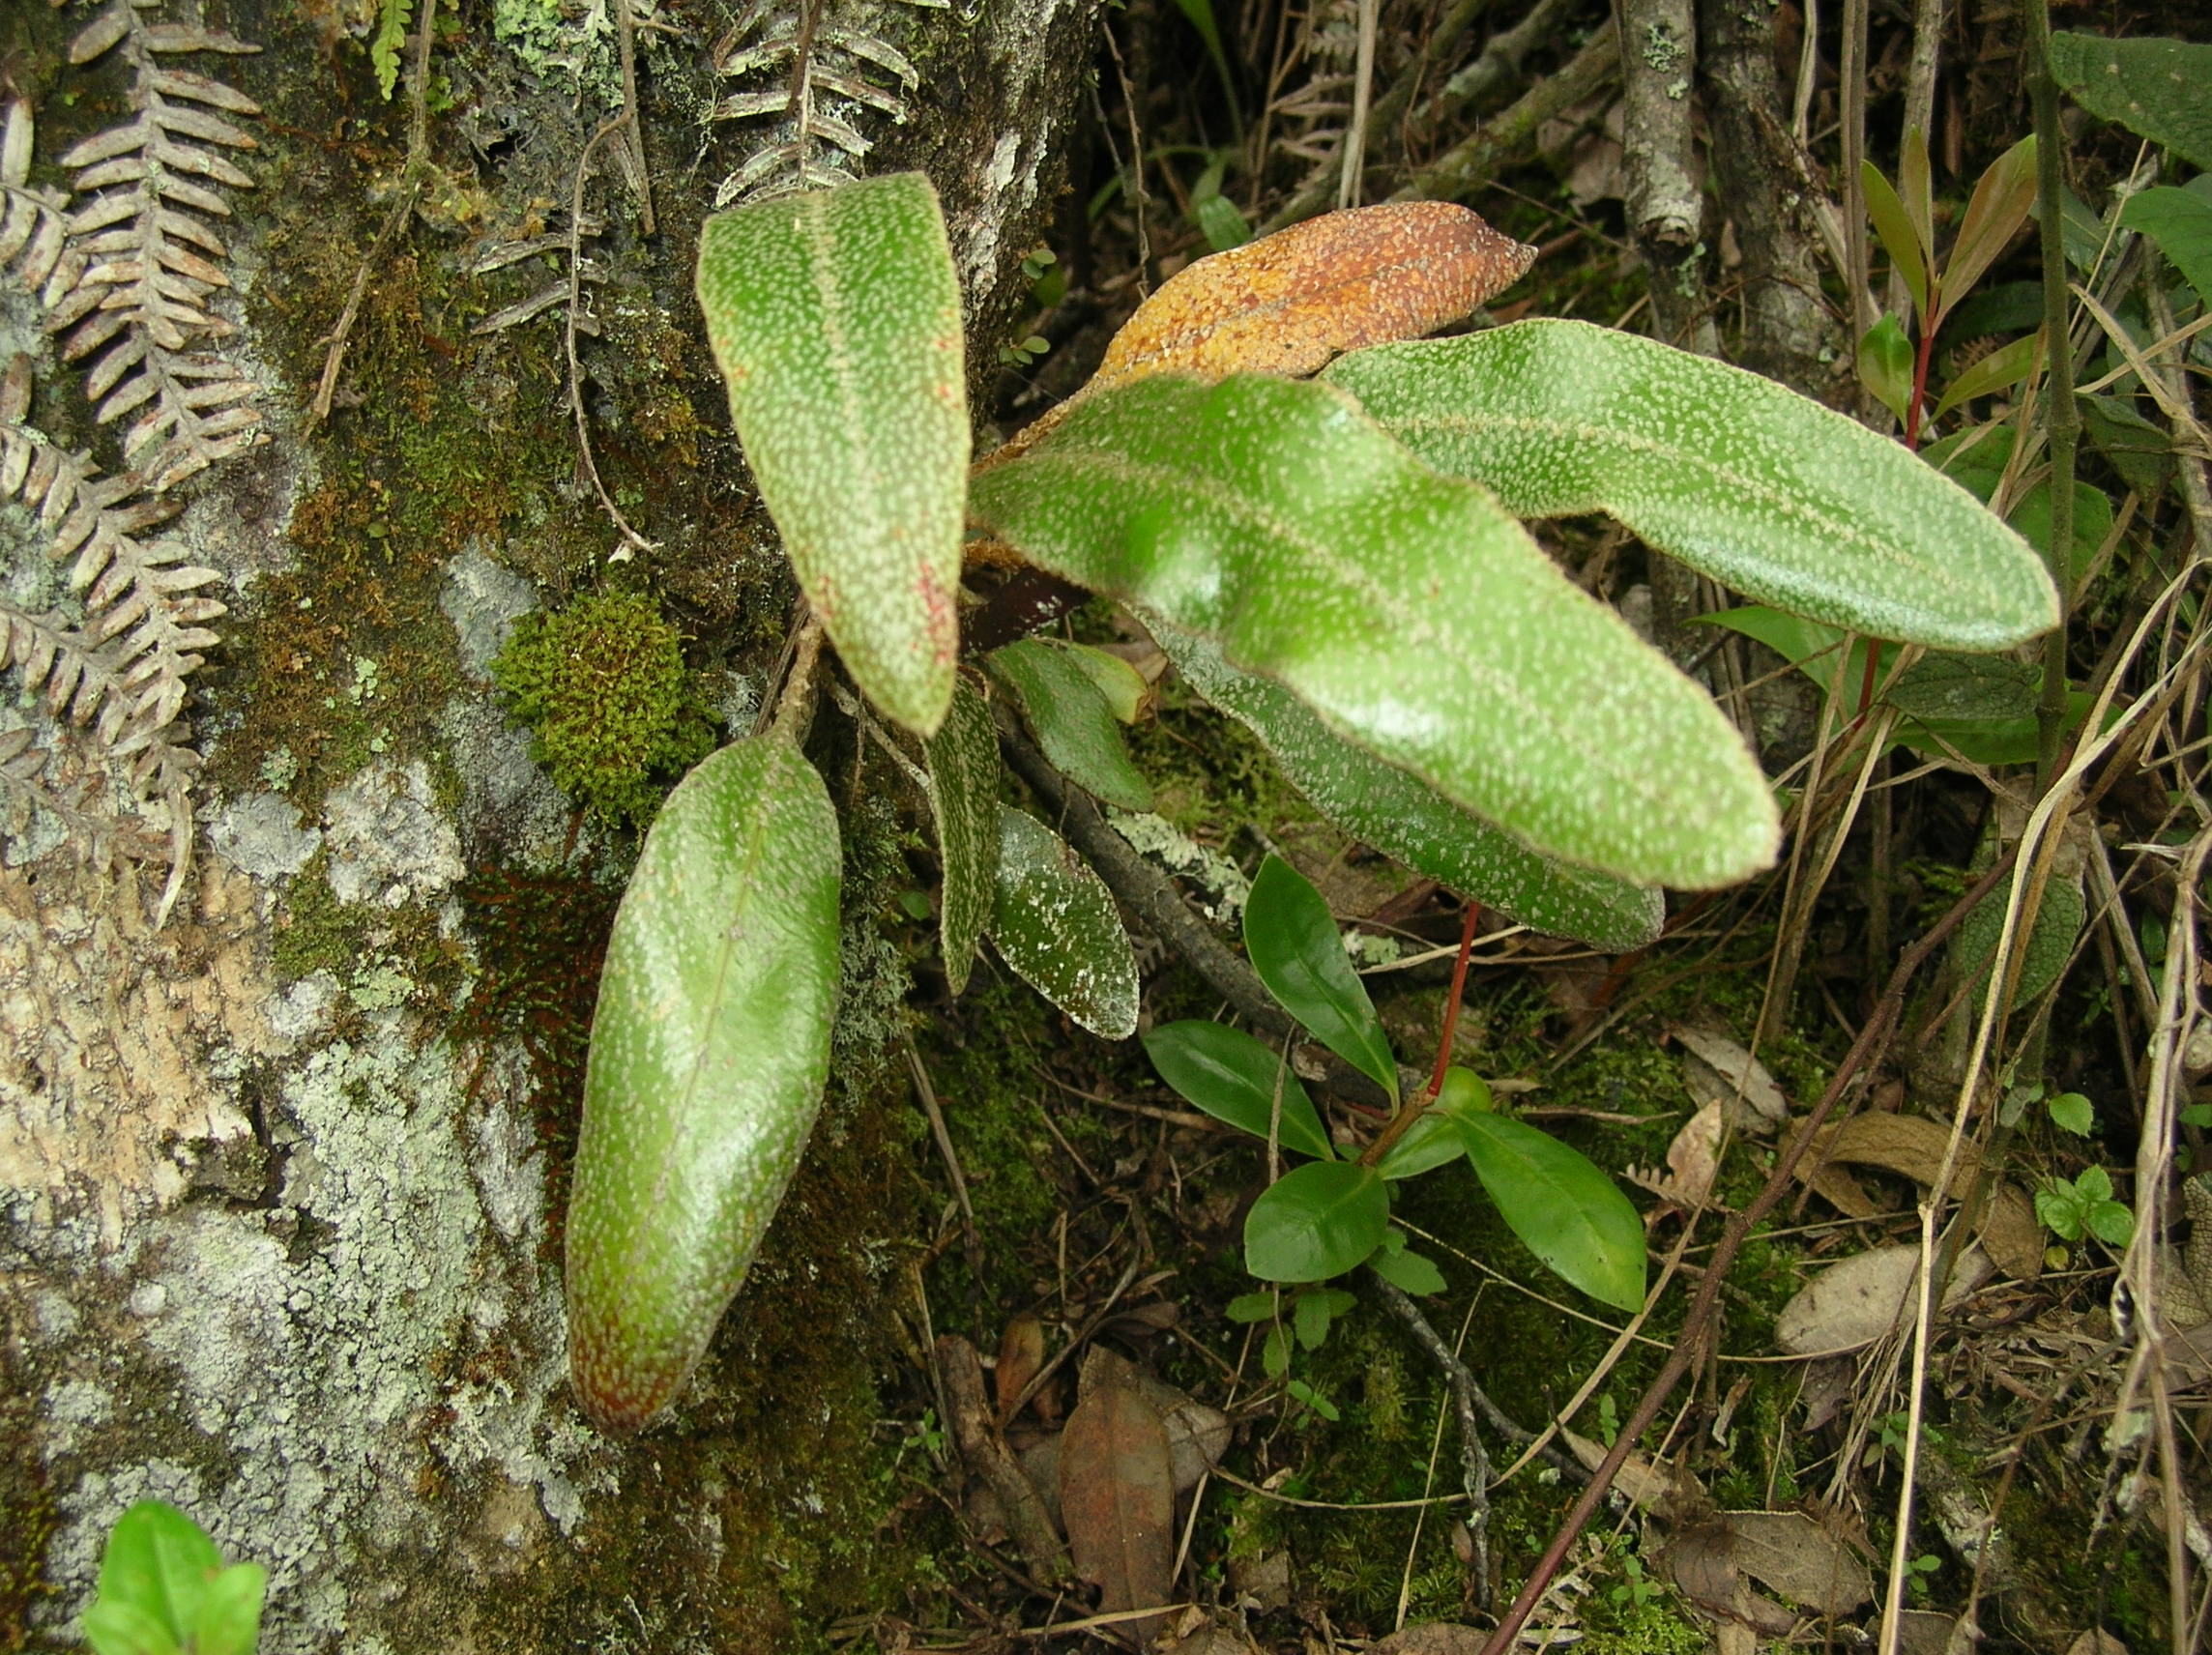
[709,0,931,206]
[44,2,265,492]
[1,100,82,305]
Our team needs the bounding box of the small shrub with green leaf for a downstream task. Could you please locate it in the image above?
[2035,1164,2136,1247]
[489,589,717,828]
[557,171,2056,1433]
[80,1500,265,1655]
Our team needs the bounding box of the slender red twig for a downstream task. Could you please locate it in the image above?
[1360,901,1481,1169]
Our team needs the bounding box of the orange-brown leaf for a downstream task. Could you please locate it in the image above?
[1093,202,1536,389]
[995,1312,1046,1423]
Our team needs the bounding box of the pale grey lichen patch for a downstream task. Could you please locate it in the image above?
[28,1018,582,1651]
[1108,810,1252,924]
[441,544,539,683]
[436,692,583,868]
[268,972,338,1049]
[211,791,323,881]
[322,759,466,907]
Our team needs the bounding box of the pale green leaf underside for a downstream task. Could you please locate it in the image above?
[990,804,1140,1038]
[566,736,842,1431]
[1324,320,2058,652]
[697,173,968,735]
[988,636,1153,811]
[969,373,1778,889]
[924,675,1000,997]
[1155,622,1662,949]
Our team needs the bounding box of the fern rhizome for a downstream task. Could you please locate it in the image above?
[0,0,264,921]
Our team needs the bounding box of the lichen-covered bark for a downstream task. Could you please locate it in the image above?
[0,0,1098,1642]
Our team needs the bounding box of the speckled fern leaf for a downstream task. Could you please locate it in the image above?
[1324,321,2059,650]
[0,357,225,807]
[469,211,607,338]
[697,172,968,736]
[44,0,264,493]
[970,372,1779,890]
[709,0,940,206]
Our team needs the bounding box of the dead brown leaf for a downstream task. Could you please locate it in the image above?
[1091,202,1536,391]
[1367,1627,1488,1655]
[1060,1348,1177,1644]
[1672,1023,1790,1132]
[1627,1095,1724,1213]
[1799,1113,2043,1278]
[1774,1242,1995,1354]
[997,1312,1045,1424]
[1721,1510,1875,1614]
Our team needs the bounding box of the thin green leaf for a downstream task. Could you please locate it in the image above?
[1155,623,1661,949]
[371,0,411,100]
[2086,1199,2136,1248]
[1449,1108,1646,1310]
[2120,186,2212,305]
[566,736,842,1434]
[988,637,1153,811]
[1863,162,1932,323]
[923,675,1000,996]
[1951,869,2085,1009]
[2048,1092,2094,1136]
[1325,320,2058,652]
[697,175,968,735]
[1143,1020,1335,1161]
[971,372,1778,888]
[1065,643,1150,723]
[81,1602,183,1655]
[1245,854,1398,1098]
[1857,314,1915,427]
[1227,1291,1276,1321]
[990,805,1140,1038]
[1886,653,2039,724]
[1375,1108,1467,1179]
[1244,1161,1392,1282]
[1936,134,2038,327]
[1901,127,1936,283]
[2079,392,2172,499]
[1368,1242,1447,1294]
[1933,331,2040,421]
[2050,34,2212,169]
[93,1502,221,1641]
[1198,191,1253,252]
[1294,1290,1334,1349]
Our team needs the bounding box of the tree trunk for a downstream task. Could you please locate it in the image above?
[0,0,1098,1644]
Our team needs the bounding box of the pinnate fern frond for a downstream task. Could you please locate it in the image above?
[1,101,82,305]
[44,1,264,492]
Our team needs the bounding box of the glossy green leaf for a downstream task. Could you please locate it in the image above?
[970,371,1778,888]
[566,735,842,1433]
[2050,34,2212,168]
[1863,161,1932,322]
[1066,642,1150,723]
[1857,314,1915,426]
[1375,1108,1467,1179]
[1244,1160,1393,1282]
[696,174,968,736]
[2121,186,2212,304]
[990,805,1139,1038]
[1155,623,1662,949]
[1143,1019,1335,1161]
[1901,127,1937,282]
[1938,134,2038,323]
[987,637,1153,811]
[924,675,999,996]
[89,1502,221,1651]
[1324,319,2058,653]
[1449,1107,1647,1310]
[1245,854,1398,1098]
[1933,331,2040,421]
[1922,422,2110,590]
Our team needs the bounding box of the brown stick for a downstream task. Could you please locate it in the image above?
[1475,848,2019,1655]
[938,1334,1069,1580]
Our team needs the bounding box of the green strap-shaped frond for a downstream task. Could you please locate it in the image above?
[565,735,842,1434]
[970,372,1777,889]
[1324,320,2059,651]
[697,173,969,735]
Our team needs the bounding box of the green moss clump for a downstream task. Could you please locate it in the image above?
[490,590,716,828]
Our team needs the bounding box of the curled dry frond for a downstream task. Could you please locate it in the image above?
[43,2,265,493]
[0,101,81,305]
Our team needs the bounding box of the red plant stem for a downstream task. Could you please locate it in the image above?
[1359,901,1480,1169]
[1904,317,1936,450]
[1474,850,2017,1655]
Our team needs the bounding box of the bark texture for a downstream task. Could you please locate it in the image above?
[0,0,1099,1645]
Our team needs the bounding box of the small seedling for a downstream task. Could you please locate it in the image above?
[2036,1164,2136,1246]
[81,1500,266,1655]
[1607,1551,1662,1609]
